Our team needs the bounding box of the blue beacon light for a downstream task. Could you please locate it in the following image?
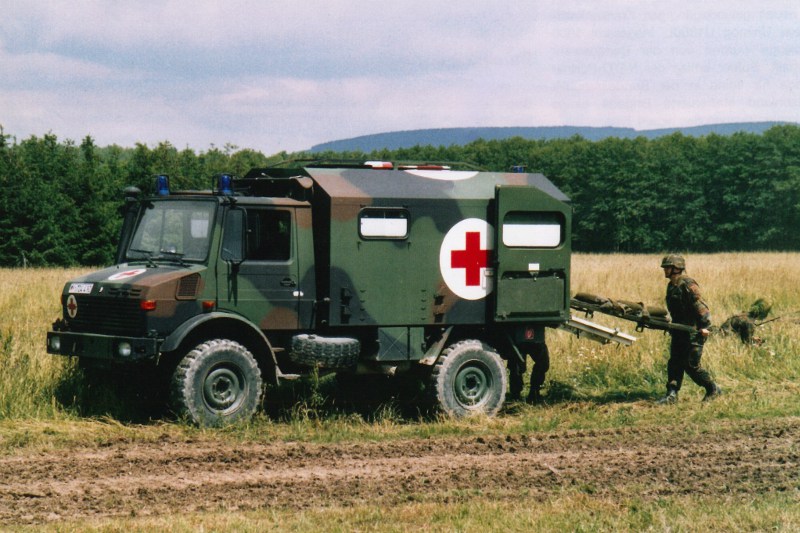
[155,175,170,196]
[218,174,233,196]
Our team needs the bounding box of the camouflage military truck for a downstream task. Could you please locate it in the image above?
[47,162,572,426]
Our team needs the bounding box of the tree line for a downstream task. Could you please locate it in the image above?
[1,125,799,267]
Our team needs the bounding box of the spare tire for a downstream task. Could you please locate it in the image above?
[290,334,360,369]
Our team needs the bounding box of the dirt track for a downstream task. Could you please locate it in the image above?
[1,417,798,525]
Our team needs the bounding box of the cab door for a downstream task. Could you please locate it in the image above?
[494,185,571,322]
[221,206,303,330]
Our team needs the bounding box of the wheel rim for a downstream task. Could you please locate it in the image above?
[203,364,246,414]
[454,361,492,408]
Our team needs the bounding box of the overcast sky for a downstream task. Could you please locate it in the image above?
[1,1,798,154]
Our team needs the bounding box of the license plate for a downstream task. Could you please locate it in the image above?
[69,283,94,294]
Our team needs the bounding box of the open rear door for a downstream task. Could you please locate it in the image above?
[494,185,571,323]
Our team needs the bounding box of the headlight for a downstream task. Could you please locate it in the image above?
[49,336,61,351]
[118,342,132,357]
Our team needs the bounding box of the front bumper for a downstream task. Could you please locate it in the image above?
[46,331,160,362]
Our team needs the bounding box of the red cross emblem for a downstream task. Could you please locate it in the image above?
[439,219,495,300]
[451,232,489,287]
[108,268,147,281]
[66,295,78,318]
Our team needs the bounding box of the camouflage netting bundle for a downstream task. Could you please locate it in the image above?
[748,298,772,321]
[720,299,771,345]
[573,293,669,319]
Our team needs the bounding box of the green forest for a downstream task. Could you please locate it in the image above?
[1,125,799,267]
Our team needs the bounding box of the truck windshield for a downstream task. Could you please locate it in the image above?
[126,200,216,263]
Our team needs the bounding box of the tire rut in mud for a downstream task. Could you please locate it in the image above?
[1,417,798,525]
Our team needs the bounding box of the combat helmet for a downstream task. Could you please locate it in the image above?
[660,254,686,270]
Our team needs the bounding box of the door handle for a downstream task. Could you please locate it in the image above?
[281,278,297,287]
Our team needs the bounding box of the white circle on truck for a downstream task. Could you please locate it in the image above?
[439,218,495,300]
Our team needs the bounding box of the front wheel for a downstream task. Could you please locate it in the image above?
[170,339,263,427]
[429,340,507,417]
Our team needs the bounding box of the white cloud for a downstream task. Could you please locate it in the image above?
[0,1,798,153]
[0,41,122,86]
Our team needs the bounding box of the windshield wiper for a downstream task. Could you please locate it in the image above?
[128,248,157,268]
[159,249,187,266]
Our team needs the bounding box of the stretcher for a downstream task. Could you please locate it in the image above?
[570,293,697,334]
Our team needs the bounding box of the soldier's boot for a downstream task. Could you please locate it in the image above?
[526,388,543,405]
[657,390,678,405]
[702,384,722,402]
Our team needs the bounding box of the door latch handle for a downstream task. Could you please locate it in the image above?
[281,278,297,287]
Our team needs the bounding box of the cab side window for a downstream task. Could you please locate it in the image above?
[245,209,292,261]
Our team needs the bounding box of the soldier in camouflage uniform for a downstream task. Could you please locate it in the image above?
[658,254,721,404]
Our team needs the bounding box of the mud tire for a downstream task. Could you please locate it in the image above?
[429,339,507,417]
[170,339,263,427]
[289,334,360,369]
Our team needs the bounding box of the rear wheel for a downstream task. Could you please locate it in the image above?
[429,340,507,417]
[170,339,263,427]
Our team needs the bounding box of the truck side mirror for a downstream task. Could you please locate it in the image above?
[221,208,245,264]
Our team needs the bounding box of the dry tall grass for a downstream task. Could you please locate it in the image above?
[0,268,89,418]
[1,253,799,420]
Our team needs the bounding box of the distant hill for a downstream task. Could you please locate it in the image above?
[309,122,792,152]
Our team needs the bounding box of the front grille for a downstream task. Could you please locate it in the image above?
[67,295,146,336]
[108,288,143,298]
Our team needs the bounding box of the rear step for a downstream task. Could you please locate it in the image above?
[559,315,637,346]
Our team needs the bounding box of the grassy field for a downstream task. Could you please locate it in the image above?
[1,254,800,530]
